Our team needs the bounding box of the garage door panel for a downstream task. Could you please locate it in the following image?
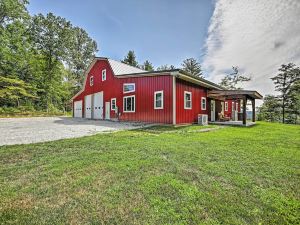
[93,92,103,119]
[74,100,82,118]
[85,95,92,119]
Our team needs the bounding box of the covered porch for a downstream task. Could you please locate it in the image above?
[207,90,263,126]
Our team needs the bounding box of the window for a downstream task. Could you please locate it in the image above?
[201,97,206,110]
[154,91,164,109]
[123,95,135,112]
[236,102,239,112]
[102,69,106,81]
[123,83,135,93]
[90,76,94,86]
[232,102,235,111]
[184,91,192,109]
[225,102,228,111]
[111,98,116,111]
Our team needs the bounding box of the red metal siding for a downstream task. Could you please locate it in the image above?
[73,60,173,124]
[175,78,209,124]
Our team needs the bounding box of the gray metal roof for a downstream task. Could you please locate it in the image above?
[107,58,146,75]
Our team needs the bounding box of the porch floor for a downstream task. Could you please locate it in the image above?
[208,120,256,127]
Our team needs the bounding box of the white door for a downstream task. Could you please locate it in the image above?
[105,102,110,120]
[93,92,103,119]
[211,100,215,121]
[74,100,82,118]
[85,95,92,119]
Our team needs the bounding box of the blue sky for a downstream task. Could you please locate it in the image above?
[28,0,214,68]
[28,0,300,98]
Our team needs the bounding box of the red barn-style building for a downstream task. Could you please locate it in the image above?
[72,57,262,125]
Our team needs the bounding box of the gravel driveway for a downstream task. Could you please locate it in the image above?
[0,117,148,146]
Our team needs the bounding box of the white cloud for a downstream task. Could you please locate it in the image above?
[203,0,300,98]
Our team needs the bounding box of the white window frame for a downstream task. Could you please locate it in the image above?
[123,83,135,93]
[225,102,228,111]
[201,97,206,110]
[102,69,106,81]
[154,91,164,109]
[184,91,192,109]
[123,95,135,112]
[111,98,116,111]
[90,76,94,86]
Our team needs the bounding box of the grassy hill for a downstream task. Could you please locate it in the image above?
[0,122,299,224]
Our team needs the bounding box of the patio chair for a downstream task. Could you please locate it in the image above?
[218,112,230,122]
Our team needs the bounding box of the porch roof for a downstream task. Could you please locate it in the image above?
[207,90,263,100]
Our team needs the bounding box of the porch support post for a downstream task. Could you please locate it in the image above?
[252,98,255,122]
[243,96,247,125]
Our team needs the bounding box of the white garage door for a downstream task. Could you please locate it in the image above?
[93,92,103,119]
[74,100,82,118]
[85,95,92,119]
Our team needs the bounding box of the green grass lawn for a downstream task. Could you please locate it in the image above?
[0,122,299,224]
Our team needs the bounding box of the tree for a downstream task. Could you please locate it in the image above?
[122,50,138,67]
[219,66,251,90]
[271,63,300,123]
[0,75,35,107]
[66,27,97,89]
[0,1,98,114]
[181,58,202,77]
[30,13,73,110]
[141,60,154,71]
[257,95,281,122]
[286,77,300,124]
[0,0,29,26]
[156,64,176,71]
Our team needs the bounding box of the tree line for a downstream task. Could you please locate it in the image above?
[0,0,97,113]
[121,50,203,77]
[258,63,300,124]
[1,1,299,122]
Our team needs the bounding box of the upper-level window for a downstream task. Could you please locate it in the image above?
[225,102,228,111]
[102,69,106,81]
[123,95,135,112]
[154,91,164,109]
[201,97,206,110]
[123,83,135,93]
[90,76,94,86]
[111,98,116,111]
[184,91,192,109]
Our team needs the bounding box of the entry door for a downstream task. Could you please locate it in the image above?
[74,100,82,118]
[211,100,215,121]
[221,102,224,115]
[105,102,110,120]
[85,95,92,119]
[93,92,103,119]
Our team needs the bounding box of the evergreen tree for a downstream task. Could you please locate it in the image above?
[141,60,154,71]
[122,50,138,67]
[271,63,300,123]
[257,95,281,122]
[156,64,176,71]
[286,79,300,124]
[181,58,202,77]
[219,66,251,90]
